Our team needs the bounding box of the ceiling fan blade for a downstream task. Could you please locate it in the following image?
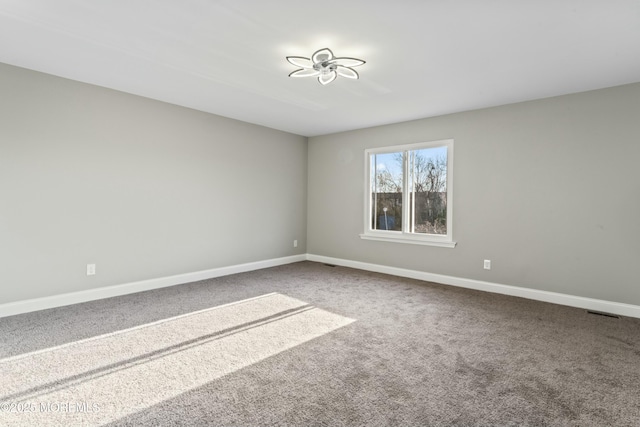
[334,57,365,68]
[286,56,313,68]
[289,68,321,78]
[318,71,337,85]
[312,48,335,64]
[336,66,359,79]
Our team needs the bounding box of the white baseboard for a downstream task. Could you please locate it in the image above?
[4,253,639,320]
[306,254,640,319]
[0,255,306,318]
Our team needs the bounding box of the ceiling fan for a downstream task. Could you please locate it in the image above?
[286,48,366,85]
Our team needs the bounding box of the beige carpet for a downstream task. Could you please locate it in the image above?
[1,261,639,426]
[1,293,353,425]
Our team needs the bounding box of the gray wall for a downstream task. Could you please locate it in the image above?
[308,83,640,305]
[0,63,307,304]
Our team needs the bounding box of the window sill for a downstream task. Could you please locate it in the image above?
[359,233,457,248]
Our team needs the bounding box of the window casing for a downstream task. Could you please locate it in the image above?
[361,139,456,248]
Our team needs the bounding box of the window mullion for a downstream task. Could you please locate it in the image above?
[410,151,416,233]
[402,151,410,233]
[372,154,377,231]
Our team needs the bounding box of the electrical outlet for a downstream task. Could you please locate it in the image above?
[483,260,491,270]
[293,240,298,248]
[87,263,96,276]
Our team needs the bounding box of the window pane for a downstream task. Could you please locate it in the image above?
[371,152,403,231]
[409,147,447,235]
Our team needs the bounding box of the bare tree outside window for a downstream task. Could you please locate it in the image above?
[371,152,403,231]
[364,139,454,247]
[408,149,447,235]
[371,147,447,235]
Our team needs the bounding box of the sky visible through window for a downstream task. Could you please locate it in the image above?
[375,146,447,181]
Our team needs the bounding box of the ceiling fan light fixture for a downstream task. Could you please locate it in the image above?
[287,47,365,85]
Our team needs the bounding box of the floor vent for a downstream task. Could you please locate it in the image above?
[587,310,620,319]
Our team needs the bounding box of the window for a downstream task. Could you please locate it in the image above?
[361,139,456,247]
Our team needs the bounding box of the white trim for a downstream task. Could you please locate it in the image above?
[359,233,457,248]
[0,255,306,318]
[306,254,640,319]
[363,139,455,247]
[4,253,639,320]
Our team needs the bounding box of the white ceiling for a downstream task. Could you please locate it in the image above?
[1,0,639,137]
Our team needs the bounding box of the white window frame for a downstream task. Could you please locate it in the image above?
[360,139,456,248]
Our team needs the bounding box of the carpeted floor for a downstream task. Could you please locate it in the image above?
[1,261,639,426]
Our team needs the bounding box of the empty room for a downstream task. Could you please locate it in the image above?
[1,1,639,426]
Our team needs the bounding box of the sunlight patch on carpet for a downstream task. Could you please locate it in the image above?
[0,293,355,426]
